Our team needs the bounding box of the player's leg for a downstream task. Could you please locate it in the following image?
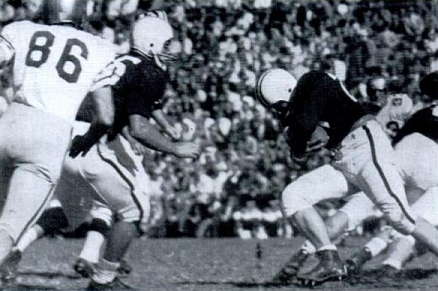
[83,142,149,288]
[357,122,438,256]
[0,165,56,265]
[275,191,376,283]
[282,164,351,284]
[0,104,71,267]
[335,192,387,273]
[394,133,438,193]
[382,186,438,271]
[89,191,148,288]
[0,153,85,282]
[74,201,113,278]
[381,235,415,272]
[0,158,14,267]
[0,199,69,282]
[346,226,393,273]
[361,133,438,272]
[16,200,69,253]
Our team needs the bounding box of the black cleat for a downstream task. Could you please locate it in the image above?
[74,258,96,278]
[297,249,347,286]
[0,249,22,284]
[345,248,372,275]
[87,277,134,290]
[272,249,309,285]
[381,264,399,278]
[118,260,132,278]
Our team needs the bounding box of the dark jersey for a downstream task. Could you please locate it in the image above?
[108,49,169,139]
[282,71,366,158]
[392,105,438,145]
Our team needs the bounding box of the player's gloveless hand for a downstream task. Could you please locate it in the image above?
[69,135,95,158]
[174,142,201,159]
[129,138,148,156]
[166,126,182,140]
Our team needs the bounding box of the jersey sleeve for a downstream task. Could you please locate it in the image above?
[0,22,24,64]
[120,65,168,118]
[88,41,118,92]
[89,60,121,92]
[284,72,328,158]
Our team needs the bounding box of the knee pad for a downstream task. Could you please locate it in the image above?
[89,218,111,237]
[37,207,69,235]
[89,203,113,226]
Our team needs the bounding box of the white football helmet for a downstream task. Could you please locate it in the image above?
[255,68,297,107]
[132,13,175,61]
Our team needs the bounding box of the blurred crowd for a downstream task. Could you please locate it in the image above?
[1,0,437,239]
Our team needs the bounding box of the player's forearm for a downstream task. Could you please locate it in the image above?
[152,109,171,131]
[82,122,110,144]
[129,115,179,155]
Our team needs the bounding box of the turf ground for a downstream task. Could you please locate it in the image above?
[4,236,438,290]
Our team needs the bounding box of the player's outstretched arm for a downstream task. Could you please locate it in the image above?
[121,126,148,156]
[69,87,114,158]
[129,114,200,159]
[151,108,181,140]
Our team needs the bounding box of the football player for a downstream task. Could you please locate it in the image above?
[272,71,438,283]
[0,0,116,272]
[79,13,200,289]
[2,11,200,289]
[255,68,438,286]
[344,71,438,274]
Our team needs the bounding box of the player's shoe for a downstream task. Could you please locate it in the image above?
[297,250,347,287]
[381,264,399,278]
[345,248,372,275]
[74,258,96,278]
[118,260,132,278]
[87,277,134,290]
[74,258,132,278]
[0,249,22,284]
[271,249,309,285]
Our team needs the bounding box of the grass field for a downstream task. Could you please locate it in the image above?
[4,236,438,290]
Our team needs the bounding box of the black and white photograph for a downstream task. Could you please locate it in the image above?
[0,0,437,290]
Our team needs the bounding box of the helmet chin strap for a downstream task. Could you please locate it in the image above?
[132,46,175,71]
[271,101,290,125]
[152,51,167,71]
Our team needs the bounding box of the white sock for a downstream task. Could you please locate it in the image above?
[92,259,120,284]
[15,226,43,253]
[300,240,316,254]
[365,237,388,257]
[382,258,402,270]
[79,231,105,264]
[318,244,337,252]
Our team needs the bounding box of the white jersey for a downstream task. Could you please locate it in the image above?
[0,21,116,123]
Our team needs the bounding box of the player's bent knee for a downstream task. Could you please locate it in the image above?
[282,184,313,217]
[90,204,113,226]
[37,207,69,235]
[89,218,111,237]
[386,211,416,235]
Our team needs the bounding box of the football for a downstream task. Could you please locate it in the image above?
[306,125,329,152]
